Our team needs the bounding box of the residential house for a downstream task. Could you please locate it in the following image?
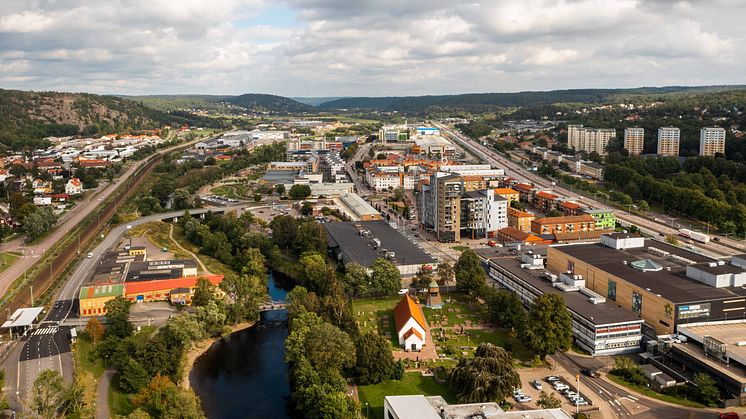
[65,178,83,195]
[534,191,560,213]
[531,215,596,235]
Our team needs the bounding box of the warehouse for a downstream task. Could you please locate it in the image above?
[323,220,438,276]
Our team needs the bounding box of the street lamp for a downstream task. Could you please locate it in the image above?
[126,225,132,249]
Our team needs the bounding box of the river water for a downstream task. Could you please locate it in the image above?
[190,271,292,419]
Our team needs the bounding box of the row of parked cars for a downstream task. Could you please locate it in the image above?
[544,376,589,406]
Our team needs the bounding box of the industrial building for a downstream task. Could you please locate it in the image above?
[323,220,438,276]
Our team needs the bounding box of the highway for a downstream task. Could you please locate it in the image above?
[434,122,742,258]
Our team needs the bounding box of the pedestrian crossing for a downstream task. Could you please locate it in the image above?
[31,326,58,336]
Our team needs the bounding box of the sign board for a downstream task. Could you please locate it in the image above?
[678,303,711,320]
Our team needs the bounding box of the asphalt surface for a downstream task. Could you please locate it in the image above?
[434,122,743,257]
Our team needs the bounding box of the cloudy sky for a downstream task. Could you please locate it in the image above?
[1,0,745,97]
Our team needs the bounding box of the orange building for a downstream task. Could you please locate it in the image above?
[125,274,224,303]
[534,191,560,213]
[531,215,596,235]
[495,227,548,245]
[461,175,486,191]
[508,208,535,232]
[559,201,584,216]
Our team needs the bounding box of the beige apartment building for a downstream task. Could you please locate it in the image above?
[567,124,616,156]
[657,127,680,156]
[624,127,644,155]
[699,127,726,156]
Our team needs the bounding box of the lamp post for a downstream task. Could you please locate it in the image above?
[126,225,132,249]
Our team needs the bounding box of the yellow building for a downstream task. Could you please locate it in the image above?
[507,208,535,232]
[494,188,519,203]
[79,284,126,316]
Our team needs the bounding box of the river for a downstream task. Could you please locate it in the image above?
[190,271,292,419]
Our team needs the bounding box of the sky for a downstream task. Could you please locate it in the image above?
[1,0,745,97]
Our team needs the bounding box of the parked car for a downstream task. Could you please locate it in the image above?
[581,368,598,378]
[531,380,542,390]
[513,389,524,398]
[720,413,740,419]
[553,383,569,391]
[545,376,560,383]
[515,395,532,403]
[398,289,409,295]
[86,252,93,259]
[575,399,589,406]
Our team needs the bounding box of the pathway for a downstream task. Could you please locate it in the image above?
[169,224,210,274]
[96,369,115,419]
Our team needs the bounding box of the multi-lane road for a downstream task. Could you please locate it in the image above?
[434,122,744,258]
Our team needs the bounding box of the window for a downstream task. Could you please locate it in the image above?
[607,280,616,301]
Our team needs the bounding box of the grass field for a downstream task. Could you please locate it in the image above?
[129,221,192,260]
[171,225,235,275]
[357,372,457,419]
[352,296,401,347]
[211,183,250,200]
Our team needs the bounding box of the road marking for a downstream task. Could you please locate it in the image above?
[626,395,638,401]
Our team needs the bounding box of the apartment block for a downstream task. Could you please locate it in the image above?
[624,127,644,156]
[530,215,596,235]
[567,124,616,156]
[699,127,726,156]
[507,208,535,232]
[435,174,462,242]
[657,127,680,156]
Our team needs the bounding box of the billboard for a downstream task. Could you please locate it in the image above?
[678,303,711,320]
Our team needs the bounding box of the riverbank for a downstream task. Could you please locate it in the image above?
[181,320,256,389]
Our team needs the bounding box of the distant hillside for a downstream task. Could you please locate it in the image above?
[226,93,315,113]
[128,95,233,112]
[130,93,315,114]
[0,89,217,150]
[318,85,746,113]
[292,97,347,106]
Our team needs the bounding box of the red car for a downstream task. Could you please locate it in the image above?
[720,413,740,419]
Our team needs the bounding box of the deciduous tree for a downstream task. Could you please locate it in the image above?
[369,258,401,296]
[105,296,133,339]
[455,249,486,298]
[85,317,104,345]
[355,333,394,385]
[522,294,572,358]
[449,343,520,403]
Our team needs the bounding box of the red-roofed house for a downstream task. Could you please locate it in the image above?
[79,159,111,169]
[534,191,560,213]
[513,183,535,202]
[393,294,428,352]
[559,201,584,216]
[65,178,83,195]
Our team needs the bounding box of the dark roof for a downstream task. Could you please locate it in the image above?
[487,255,641,326]
[323,221,437,268]
[554,241,745,303]
[690,263,743,275]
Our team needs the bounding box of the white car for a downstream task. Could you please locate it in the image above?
[531,380,543,390]
[398,289,409,295]
[515,395,532,403]
[574,399,589,406]
[554,384,569,392]
[513,389,523,397]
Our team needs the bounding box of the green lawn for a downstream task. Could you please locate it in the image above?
[109,374,135,417]
[75,333,105,379]
[352,296,401,347]
[607,374,706,408]
[358,372,457,419]
[211,183,249,200]
[451,246,470,252]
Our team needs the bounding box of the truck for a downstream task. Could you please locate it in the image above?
[679,228,710,244]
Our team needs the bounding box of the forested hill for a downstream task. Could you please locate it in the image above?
[226,93,315,113]
[0,89,207,150]
[130,93,315,114]
[317,85,746,113]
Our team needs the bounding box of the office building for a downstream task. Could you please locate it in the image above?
[624,127,645,156]
[567,125,616,156]
[657,127,680,156]
[546,233,746,335]
[384,395,571,419]
[699,127,726,156]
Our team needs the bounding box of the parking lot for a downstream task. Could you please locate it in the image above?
[515,365,597,414]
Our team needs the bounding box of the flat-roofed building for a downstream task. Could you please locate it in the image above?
[323,220,438,276]
[624,127,645,155]
[494,187,519,203]
[567,125,616,156]
[384,394,572,419]
[477,248,643,356]
[546,233,746,334]
[700,127,726,156]
[584,208,617,230]
[657,127,680,156]
[338,192,381,221]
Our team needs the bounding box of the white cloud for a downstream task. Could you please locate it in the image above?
[0,0,744,95]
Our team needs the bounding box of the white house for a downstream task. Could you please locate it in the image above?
[394,295,428,351]
[65,178,83,195]
[33,196,51,206]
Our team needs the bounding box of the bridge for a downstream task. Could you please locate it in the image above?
[259,299,286,312]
